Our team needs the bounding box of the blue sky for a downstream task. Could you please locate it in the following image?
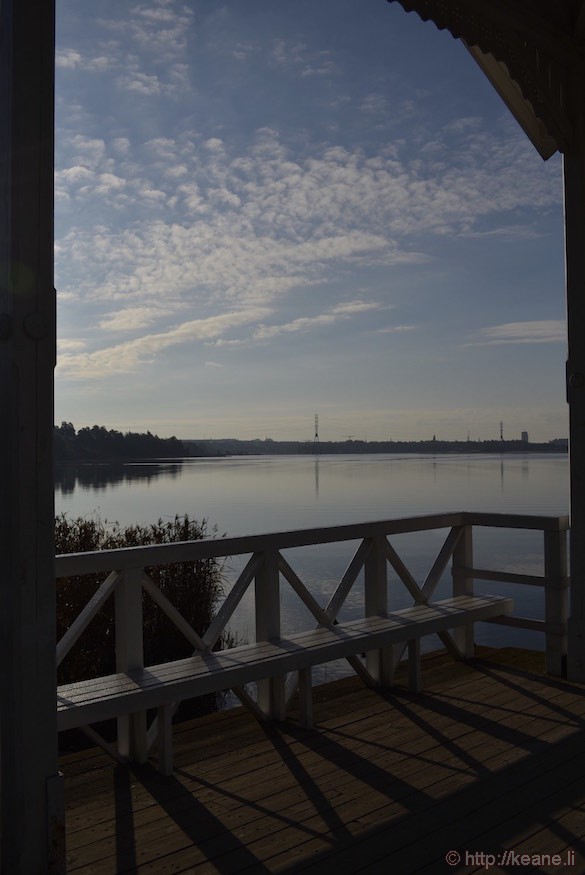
[55,0,567,442]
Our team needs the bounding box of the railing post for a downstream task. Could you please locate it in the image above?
[452,525,474,658]
[544,528,569,677]
[115,567,147,761]
[255,551,285,719]
[364,535,392,685]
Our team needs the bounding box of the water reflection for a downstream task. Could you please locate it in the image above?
[55,453,568,532]
[53,453,569,658]
[55,461,183,495]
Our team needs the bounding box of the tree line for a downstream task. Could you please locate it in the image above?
[183,437,567,456]
[54,422,188,461]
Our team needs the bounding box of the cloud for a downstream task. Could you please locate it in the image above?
[471,321,566,345]
[57,308,270,379]
[57,339,86,353]
[300,60,337,77]
[56,49,83,69]
[97,1,194,61]
[117,72,163,96]
[55,62,563,400]
[461,225,545,241]
[98,306,175,332]
[250,300,383,341]
[57,2,193,107]
[55,166,127,203]
[54,122,560,374]
[360,94,389,115]
[376,325,416,334]
[112,138,131,154]
[331,301,382,315]
[204,138,225,153]
[56,49,111,72]
[232,42,256,61]
[56,166,95,186]
[69,135,107,169]
[57,120,560,251]
[270,39,338,77]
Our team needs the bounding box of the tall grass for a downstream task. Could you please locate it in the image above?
[55,514,225,694]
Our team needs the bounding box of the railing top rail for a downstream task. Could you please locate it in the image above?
[55,511,569,578]
[459,512,569,532]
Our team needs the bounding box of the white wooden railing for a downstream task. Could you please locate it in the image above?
[55,511,569,757]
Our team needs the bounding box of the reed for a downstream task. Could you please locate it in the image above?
[55,514,225,694]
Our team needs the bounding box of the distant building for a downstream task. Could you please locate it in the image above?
[521,431,529,443]
[549,438,569,450]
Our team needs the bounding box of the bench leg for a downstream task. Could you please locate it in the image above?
[367,646,395,688]
[258,676,287,721]
[408,639,422,693]
[272,675,287,721]
[118,711,148,763]
[298,667,313,729]
[157,705,173,776]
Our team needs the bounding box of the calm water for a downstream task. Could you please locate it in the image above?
[55,452,568,533]
[55,453,569,667]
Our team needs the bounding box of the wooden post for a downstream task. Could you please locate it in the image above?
[0,1,63,872]
[115,568,147,761]
[364,535,392,685]
[544,528,569,677]
[564,82,585,681]
[255,551,285,719]
[452,525,474,658]
[298,667,313,729]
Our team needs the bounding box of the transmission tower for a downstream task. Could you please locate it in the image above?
[314,414,320,455]
[500,421,504,441]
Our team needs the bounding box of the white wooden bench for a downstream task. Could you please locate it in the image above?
[57,593,512,774]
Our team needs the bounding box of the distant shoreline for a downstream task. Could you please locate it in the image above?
[54,444,568,466]
[53,423,568,463]
[182,438,568,458]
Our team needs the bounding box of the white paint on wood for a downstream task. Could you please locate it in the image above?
[0,1,62,870]
[564,144,585,681]
[255,550,285,718]
[54,512,569,580]
[325,538,372,621]
[544,529,569,677]
[57,594,513,771]
[51,508,568,782]
[203,552,262,651]
[298,667,313,728]
[57,571,120,666]
[365,535,391,685]
[141,571,206,652]
[115,568,147,761]
[452,525,474,658]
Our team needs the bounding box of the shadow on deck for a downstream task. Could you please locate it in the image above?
[62,648,585,874]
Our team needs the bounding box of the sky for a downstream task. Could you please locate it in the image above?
[54,0,568,443]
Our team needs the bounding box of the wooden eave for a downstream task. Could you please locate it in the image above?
[387,0,585,158]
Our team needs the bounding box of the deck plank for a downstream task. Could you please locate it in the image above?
[62,647,585,874]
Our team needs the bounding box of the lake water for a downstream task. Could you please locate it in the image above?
[55,453,569,672]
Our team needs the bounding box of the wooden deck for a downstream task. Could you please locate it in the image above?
[63,648,585,874]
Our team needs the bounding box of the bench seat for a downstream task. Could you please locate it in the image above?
[58,593,512,771]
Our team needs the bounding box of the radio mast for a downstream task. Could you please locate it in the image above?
[314,414,320,455]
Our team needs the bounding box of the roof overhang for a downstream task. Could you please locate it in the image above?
[464,44,559,159]
[388,0,585,159]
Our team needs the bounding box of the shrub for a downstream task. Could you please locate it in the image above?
[55,514,225,691]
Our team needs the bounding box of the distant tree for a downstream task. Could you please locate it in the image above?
[54,422,188,460]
